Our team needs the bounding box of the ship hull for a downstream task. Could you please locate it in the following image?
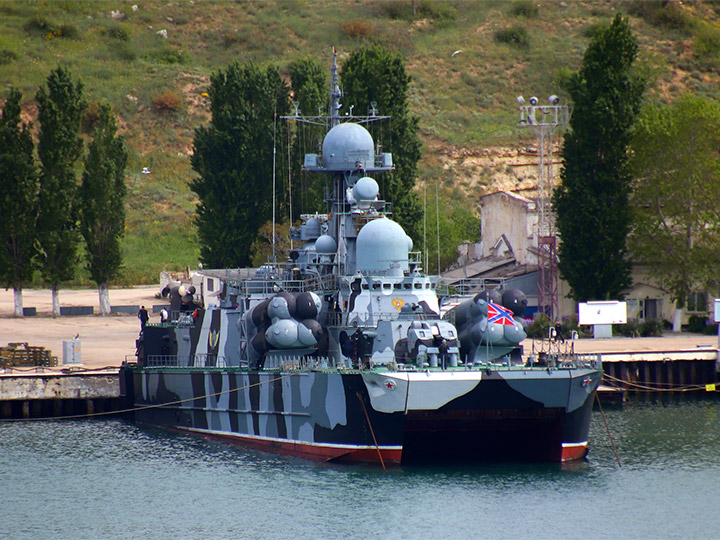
[122,365,600,465]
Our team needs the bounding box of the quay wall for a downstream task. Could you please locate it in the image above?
[0,371,124,419]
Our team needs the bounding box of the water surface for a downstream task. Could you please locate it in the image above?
[2,397,719,539]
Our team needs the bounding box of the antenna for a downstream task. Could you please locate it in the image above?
[329,48,341,127]
[423,182,427,271]
[517,95,570,320]
[435,179,440,275]
[272,108,277,266]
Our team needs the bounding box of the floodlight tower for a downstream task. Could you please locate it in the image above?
[517,95,570,321]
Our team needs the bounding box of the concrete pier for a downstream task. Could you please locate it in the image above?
[0,370,123,419]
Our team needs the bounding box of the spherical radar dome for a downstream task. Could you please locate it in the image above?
[315,234,337,254]
[356,218,411,274]
[322,123,374,171]
[353,176,379,202]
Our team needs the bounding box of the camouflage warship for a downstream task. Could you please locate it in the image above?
[121,52,602,465]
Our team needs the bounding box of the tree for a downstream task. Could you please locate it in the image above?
[629,95,720,330]
[340,44,423,243]
[0,89,38,317]
[288,57,327,218]
[79,104,128,315]
[423,188,480,273]
[36,67,87,316]
[553,14,645,301]
[250,219,293,268]
[191,62,290,268]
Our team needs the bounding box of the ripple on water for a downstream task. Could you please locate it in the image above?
[1,399,720,540]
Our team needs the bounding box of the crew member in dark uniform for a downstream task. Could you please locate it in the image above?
[138,305,149,331]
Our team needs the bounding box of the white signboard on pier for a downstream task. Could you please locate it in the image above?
[578,301,627,326]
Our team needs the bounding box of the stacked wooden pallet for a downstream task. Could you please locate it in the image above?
[0,342,58,368]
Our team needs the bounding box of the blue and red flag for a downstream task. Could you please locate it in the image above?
[487,301,516,326]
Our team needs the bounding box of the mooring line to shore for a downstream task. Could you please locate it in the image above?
[602,372,713,393]
[0,373,300,423]
[595,391,622,468]
[356,391,386,471]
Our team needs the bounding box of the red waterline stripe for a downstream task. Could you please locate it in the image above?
[183,427,403,464]
[561,441,589,462]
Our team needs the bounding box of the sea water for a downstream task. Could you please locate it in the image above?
[1,397,719,540]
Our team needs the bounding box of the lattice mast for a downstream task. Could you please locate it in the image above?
[517,96,569,321]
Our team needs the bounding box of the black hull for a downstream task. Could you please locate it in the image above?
[121,365,600,465]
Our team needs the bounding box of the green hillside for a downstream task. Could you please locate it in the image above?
[2,0,719,284]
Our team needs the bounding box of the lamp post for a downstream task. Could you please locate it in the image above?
[517,95,570,321]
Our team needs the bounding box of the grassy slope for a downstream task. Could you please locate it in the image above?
[1,0,719,284]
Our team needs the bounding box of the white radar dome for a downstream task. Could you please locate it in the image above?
[304,217,321,237]
[352,176,379,202]
[356,218,411,274]
[322,123,374,171]
[315,234,337,254]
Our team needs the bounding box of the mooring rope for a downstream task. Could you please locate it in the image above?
[356,391,386,471]
[602,372,712,393]
[0,372,299,423]
[595,391,622,468]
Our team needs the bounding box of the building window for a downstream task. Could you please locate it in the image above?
[687,292,708,313]
[206,279,214,292]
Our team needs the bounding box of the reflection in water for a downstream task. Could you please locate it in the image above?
[1,397,719,540]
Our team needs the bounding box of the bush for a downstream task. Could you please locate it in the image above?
[222,31,249,48]
[113,43,137,62]
[152,90,183,112]
[527,313,551,339]
[82,101,103,133]
[494,26,530,50]
[0,49,18,65]
[58,24,79,39]
[687,314,709,333]
[694,25,720,58]
[341,19,374,39]
[23,17,79,39]
[582,22,605,39]
[639,319,664,337]
[560,315,581,340]
[23,16,54,36]
[509,1,538,19]
[377,0,456,21]
[103,25,130,41]
[615,320,641,337]
[146,48,189,65]
[377,1,411,20]
[417,0,457,21]
[703,322,718,335]
[627,0,690,33]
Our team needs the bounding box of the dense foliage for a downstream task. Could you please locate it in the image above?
[553,15,645,301]
[0,88,37,316]
[35,67,87,313]
[288,57,327,218]
[629,95,720,311]
[190,62,290,268]
[341,44,423,244]
[79,104,128,314]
